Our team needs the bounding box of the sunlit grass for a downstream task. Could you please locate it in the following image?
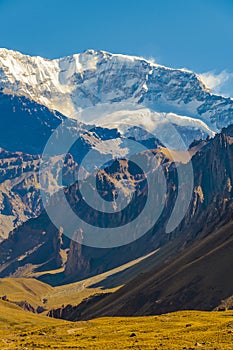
[0,299,232,349]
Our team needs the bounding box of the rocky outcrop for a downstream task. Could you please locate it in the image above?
[73,218,233,319]
[0,148,80,241]
[52,227,64,268]
[1,125,233,284]
[0,149,41,240]
[0,211,70,279]
[48,293,110,321]
[63,125,233,281]
[174,125,233,244]
[64,236,91,279]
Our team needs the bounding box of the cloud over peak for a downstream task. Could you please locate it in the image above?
[199,70,233,98]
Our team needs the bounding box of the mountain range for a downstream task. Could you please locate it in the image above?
[2,48,233,148]
[0,49,232,323]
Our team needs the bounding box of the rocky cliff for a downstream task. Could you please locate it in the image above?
[1,125,233,284]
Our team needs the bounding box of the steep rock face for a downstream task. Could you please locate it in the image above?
[0,211,70,279]
[174,125,233,243]
[0,90,143,240]
[0,147,81,240]
[52,227,64,268]
[0,149,175,280]
[63,125,233,281]
[0,149,41,240]
[1,125,233,283]
[64,239,90,278]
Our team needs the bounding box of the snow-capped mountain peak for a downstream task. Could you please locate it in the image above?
[1,48,233,148]
[0,48,208,115]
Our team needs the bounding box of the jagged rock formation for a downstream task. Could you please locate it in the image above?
[0,210,70,280]
[50,219,233,320]
[0,147,81,240]
[1,125,233,284]
[62,126,233,281]
[0,92,141,240]
[0,149,41,240]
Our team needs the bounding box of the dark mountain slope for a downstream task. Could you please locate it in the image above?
[53,218,233,320]
[0,92,66,154]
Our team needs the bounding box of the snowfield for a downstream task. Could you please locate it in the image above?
[1,48,233,148]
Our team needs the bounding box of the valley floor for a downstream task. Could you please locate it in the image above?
[0,299,232,350]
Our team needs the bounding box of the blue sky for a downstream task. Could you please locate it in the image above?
[1,0,233,95]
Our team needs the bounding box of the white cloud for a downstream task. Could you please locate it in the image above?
[199,70,233,98]
[146,56,157,65]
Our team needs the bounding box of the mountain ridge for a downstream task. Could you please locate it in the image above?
[2,48,233,148]
[1,124,233,284]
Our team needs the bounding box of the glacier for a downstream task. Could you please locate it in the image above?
[1,48,233,148]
